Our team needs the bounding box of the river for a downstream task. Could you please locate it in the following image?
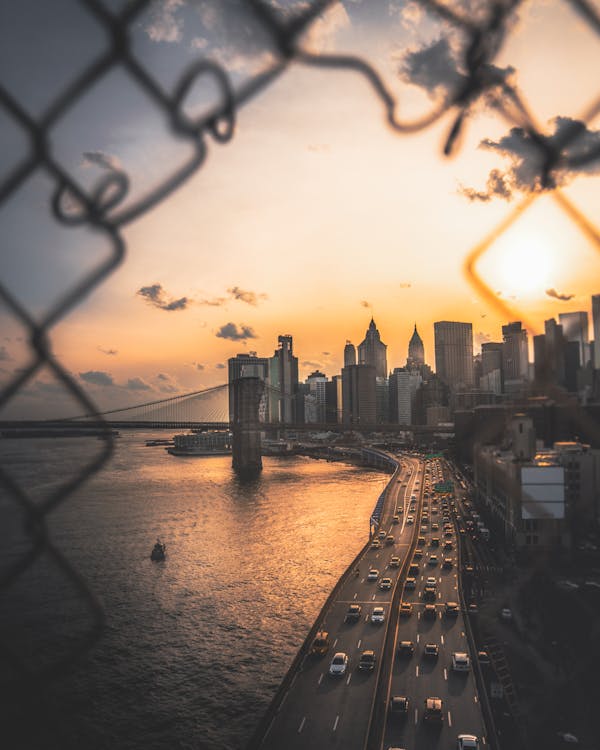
[0,431,390,750]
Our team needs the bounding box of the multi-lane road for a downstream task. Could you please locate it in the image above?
[257,453,488,750]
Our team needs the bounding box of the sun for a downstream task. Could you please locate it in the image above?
[494,233,554,297]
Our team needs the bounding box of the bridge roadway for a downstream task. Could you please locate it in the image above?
[258,455,422,750]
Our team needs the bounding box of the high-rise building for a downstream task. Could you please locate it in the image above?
[228,352,270,421]
[269,335,298,424]
[592,294,600,369]
[434,321,474,391]
[502,322,529,388]
[306,370,327,423]
[341,364,376,427]
[559,311,589,366]
[344,340,357,367]
[389,368,422,425]
[407,324,425,368]
[358,318,388,379]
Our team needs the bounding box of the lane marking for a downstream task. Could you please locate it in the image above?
[444,668,448,681]
[318,674,323,685]
[482,736,487,745]
[346,673,352,685]
[414,708,418,725]
[461,631,465,637]
[417,612,421,620]
[353,593,357,600]
[333,715,339,731]
[416,665,419,677]
[474,695,479,703]
[416,634,420,643]
[333,639,338,648]
[448,711,452,727]
[372,594,376,601]
[441,635,445,645]
[298,717,306,733]
[357,639,361,649]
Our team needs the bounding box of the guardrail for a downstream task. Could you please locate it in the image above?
[246,450,401,750]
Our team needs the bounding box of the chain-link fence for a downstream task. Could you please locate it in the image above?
[1,0,600,735]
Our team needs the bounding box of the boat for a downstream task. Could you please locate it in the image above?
[150,539,166,561]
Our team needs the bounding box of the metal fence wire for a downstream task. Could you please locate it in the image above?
[1,0,600,701]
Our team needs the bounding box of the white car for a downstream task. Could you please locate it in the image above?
[367,569,379,581]
[500,607,513,622]
[426,576,437,587]
[371,606,385,624]
[457,735,480,750]
[406,516,414,525]
[452,652,471,672]
[329,652,349,676]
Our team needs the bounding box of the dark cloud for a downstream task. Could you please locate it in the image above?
[125,377,152,391]
[97,346,118,356]
[157,373,169,381]
[302,360,322,368]
[79,370,114,387]
[546,288,574,302]
[137,283,189,312]
[322,351,330,356]
[360,300,371,308]
[464,117,600,201]
[215,363,226,369]
[227,286,268,306]
[0,345,11,361]
[215,322,257,341]
[196,363,205,371]
[198,296,226,307]
[81,150,121,171]
[155,373,179,393]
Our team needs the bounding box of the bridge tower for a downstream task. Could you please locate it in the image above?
[231,376,264,477]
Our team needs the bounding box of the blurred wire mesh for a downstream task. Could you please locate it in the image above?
[1,0,600,687]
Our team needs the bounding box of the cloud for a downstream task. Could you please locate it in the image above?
[137,283,189,312]
[215,363,226,369]
[144,0,185,43]
[546,288,574,302]
[227,286,268,306]
[198,296,226,307]
[475,331,492,346]
[0,345,11,361]
[195,363,205,371]
[301,3,351,53]
[155,373,179,393]
[79,370,114,387]
[463,117,600,201]
[215,322,257,341]
[399,282,412,289]
[97,346,118,356]
[302,360,322,369]
[360,300,371,308]
[322,351,330,356]
[125,376,152,391]
[81,150,121,171]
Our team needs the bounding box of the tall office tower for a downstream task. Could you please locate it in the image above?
[407,324,425,368]
[358,318,388,379]
[559,311,589,366]
[228,352,271,421]
[269,334,299,423]
[376,376,389,424]
[544,317,566,386]
[341,364,376,427]
[501,322,529,384]
[344,340,357,367]
[480,342,503,395]
[533,334,547,383]
[389,368,422,425]
[592,294,600,369]
[306,370,327,423]
[433,321,474,391]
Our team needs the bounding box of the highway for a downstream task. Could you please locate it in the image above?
[379,457,487,750]
[259,455,423,750]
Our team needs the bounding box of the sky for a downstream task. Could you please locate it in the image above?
[1,0,600,418]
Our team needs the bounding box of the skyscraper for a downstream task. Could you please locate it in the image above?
[269,335,298,423]
[481,342,503,394]
[389,368,422,425]
[341,364,376,427]
[344,340,357,367]
[592,294,600,369]
[228,352,271,421]
[559,311,589,366]
[407,324,425,368]
[434,321,474,391]
[358,318,388,379]
[501,322,529,383]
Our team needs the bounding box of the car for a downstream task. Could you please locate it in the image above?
[370,539,381,550]
[468,603,479,615]
[423,697,443,723]
[358,649,376,671]
[445,601,460,617]
[423,604,437,619]
[392,515,400,524]
[345,604,362,623]
[477,650,491,666]
[399,602,413,617]
[423,643,439,659]
[500,607,513,622]
[371,606,385,624]
[386,535,395,545]
[329,652,349,676]
[457,734,480,750]
[423,586,436,602]
[390,556,400,567]
[310,631,330,656]
[443,541,453,550]
[378,530,387,539]
[428,555,439,566]
[397,506,403,514]
[425,576,437,586]
[452,652,471,672]
[417,536,426,546]
[389,696,409,717]
[431,523,439,531]
[406,516,414,525]
[397,640,414,657]
[367,569,379,581]
[409,563,419,576]
[379,577,392,590]
[404,577,416,590]
[442,558,453,569]
[413,549,423,559]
